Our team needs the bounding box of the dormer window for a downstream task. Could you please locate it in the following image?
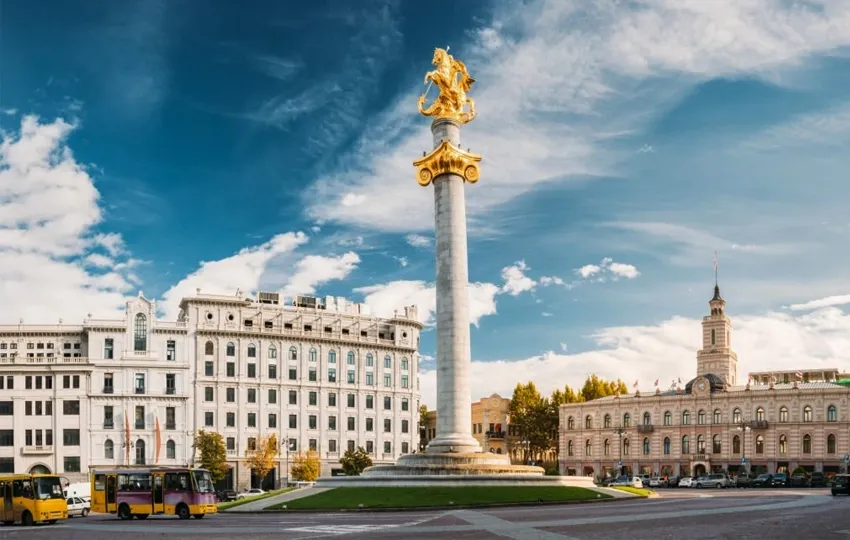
[244,319,253,328]
[133,313,147,352]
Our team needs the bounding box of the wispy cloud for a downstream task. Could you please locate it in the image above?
[741,102,850,152]
[304,0,850,233]
[790,293,850,311]
[252,55,303,81]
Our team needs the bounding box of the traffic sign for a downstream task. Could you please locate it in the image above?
[844,454,849,462]
[741,457,747,464]
[618,460,622,466]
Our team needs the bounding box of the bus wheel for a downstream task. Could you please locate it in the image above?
[118,504,132,520]
[176,504,190,520]
[21,511,33,527]
[193,514,205,519]
[135,514,149,520]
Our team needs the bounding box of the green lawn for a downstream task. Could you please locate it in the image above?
[612,486,653,497]
[218,488,293,510]
[266,487,610,510]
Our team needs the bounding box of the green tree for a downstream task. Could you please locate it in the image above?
[291,450,321,482]
[509,382,553,463]
[339,446,373,476]
[580,374,628,401]
[194,430,230,483]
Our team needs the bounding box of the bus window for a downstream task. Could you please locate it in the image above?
[94,475,105,491]
[21,481,33,500]
[34,476,63,500]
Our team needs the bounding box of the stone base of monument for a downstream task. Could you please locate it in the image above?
[315,452,597,488]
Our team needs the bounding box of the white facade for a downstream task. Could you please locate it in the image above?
[0,291,422,489]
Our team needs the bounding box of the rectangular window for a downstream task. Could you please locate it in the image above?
[384,374,391,387]
[348,394,356,408]
[402,420,409,433]
[135,406,145,429]
[0,430,12,446]
[46,401,52,416]
[35,401,42,416]
[401,399,409,412]
[309,368,317,382]
[0,402,12,415]
[329,439,338,453]
[103,373,114,393]
[268,389,277,404]
[63,400,79,415]
[366,395,374,409]
[25,401,32,416]
[226,362,235,377]
[328,416,337,430]
[402,442,409,454]
[347,371,355,384]
[347,440,355,452]
[73,375,80,389]
[205,412,214,427]
[247,413,256,427]
[289,368,297,381]
[401,375,409,389]
[204,361,214,376]
[384,419,392,432]
[226,412,235,427]
[288,438,297,452]
[104,406,114,428]
[247,437,256,450]
[328,393,337,407]
[268,364,277,379]
[309,439,317,451]
[135,373,145,394]
[247,389,256,403]
[309,415,317,430]
[248,346,256,358]
[5,377,11,390]
[347,417,355,431]
[328,369,336,383]
[309,392,317,406]
[366,418,373,432]
[166,374,176,394]
[25,430,32,446]
[226,437,235,451]
[268,413,277,428]
[25,376,32,390]
[289,414,297,429]
[63,429,80,446]
[366,373,374,385]
[64,457,81,473]
[248,364,256,378]
[289,390,297,405]
[226,388,235,402]
[166,407,176,430]
[205,387,214,402]
[366,441,374,454]
[384,441,391,454]
[166,340,176,361]
[384,396,391,410]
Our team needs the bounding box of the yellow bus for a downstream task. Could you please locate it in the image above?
[0,474,68,525]
[91,468,217,520]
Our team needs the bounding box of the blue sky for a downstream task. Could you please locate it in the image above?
[4,0,850,406]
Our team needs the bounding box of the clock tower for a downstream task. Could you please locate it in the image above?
[696,284,738,386]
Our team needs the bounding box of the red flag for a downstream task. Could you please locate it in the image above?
[654,379,659,387]
[155,416,162,464]
[124,411,131,464]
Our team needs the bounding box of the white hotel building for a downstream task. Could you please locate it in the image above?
[0,291,422,490]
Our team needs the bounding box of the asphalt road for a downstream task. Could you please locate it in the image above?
[2,489,846,539]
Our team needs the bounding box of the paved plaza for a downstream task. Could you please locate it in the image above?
[3,489,846,539]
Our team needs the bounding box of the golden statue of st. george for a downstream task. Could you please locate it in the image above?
[417,48,477,124]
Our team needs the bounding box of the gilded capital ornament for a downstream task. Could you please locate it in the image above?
[417,48,477,125]
[413,141,481,187]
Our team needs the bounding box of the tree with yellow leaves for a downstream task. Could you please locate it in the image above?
[291,450,321,482]
[244,434,279,484]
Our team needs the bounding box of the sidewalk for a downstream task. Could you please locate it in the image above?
[225,487,333,512]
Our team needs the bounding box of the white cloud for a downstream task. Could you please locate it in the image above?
[544,258,641,289]
[637,144,655,153]
[560,342,568,352]
[0,115,139,323]
[356,280,500,327]
[542,312,553,317]
[609,262,640,280]
[540,276,565,287]
[281,252,360,298]
[159,232,309,319]
[419,305,850,406]
[394,256,409,268]
[405,234,432,248]
[790,294,850,311]
[1,109,16,116]
[85,253,114,268]
[305,0,850,232]
[576,264,602,279]
[742,102,850,152]
[500,260,536,296]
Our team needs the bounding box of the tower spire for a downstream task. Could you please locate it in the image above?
[713,250,718,287]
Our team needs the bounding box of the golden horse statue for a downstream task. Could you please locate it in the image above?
[417,48,477,124]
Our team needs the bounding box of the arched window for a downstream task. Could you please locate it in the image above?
[779,406,788,423]
[642,437,650,455]
[329,351,336,364]
[384,355,392,369]
[567,416,575,430]
[584,440,592,456]
[803,434,812,454]
[755,435,764,454]
[309,348,317,362]
[347,352,356,365]
[779,434,787,455]
[166,440,176,459]
[226,342,235,356]
[104,439,114,459]
[204,341,214,356]
[567,440,574,456]
[643,412,651,426]
[803,406,813,422]
[366,353,374,367]
[697,435,705,454]
[828,405,838,422]
[711,328,716,345]
[756,407,765,421]
[289,347,297,361]
[268,345,277,359]
[133,313,147,352]
[682,410,690,425]
[623,413,631,427]
[681,435,690,454]
[712,434,721,453]
[247,344,256,358]
[663,437,671,455]
[698,410,706,425]
[828,434,837,454]
[732,408,742,423]
[604,439,611,456]
[585,415,593,429]
[713,409,721,424]
[732,435,740,454]
[663,411,672,426]
[135,439,146,465]
[623,438,630,455]
[604,414,612,428]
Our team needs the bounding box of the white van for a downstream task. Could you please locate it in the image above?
[63,482,91,502]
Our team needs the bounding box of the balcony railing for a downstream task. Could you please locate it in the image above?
[165,387,176,395]
[21,445,53,455]
[691,453,709,461]
[103,387,113,394]
[486,431,506,440]
[749,420,769,429]
[135,387,145,395]
[637,424,654,433]
[226,449,237,456]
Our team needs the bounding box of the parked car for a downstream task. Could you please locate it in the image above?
[791,474,810,488]
[810,472,827,488]
[695,474,728,489]
[666,476,680,488]
[66,496,90,518]
[832,474,850,496]
[611,476,642,488]
[735,474,756,488]
[217,489,238,502]
[235,488,266,499]
[772,473,790,487]
[648,477,663,488]
[678,477,694,488]
[752,474,773,488]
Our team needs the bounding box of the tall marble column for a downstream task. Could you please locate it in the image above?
[423,118,481,455]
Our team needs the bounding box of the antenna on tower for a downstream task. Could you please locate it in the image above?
[713,250,719,287]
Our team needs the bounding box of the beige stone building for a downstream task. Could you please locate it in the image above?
[559,284,850,479]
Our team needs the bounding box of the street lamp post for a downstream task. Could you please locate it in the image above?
[736,421,751,477]
[613,426,626,477]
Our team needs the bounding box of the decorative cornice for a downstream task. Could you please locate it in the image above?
[413,141,481,187]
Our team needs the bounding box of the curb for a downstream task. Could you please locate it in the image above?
[248,494,649,514]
